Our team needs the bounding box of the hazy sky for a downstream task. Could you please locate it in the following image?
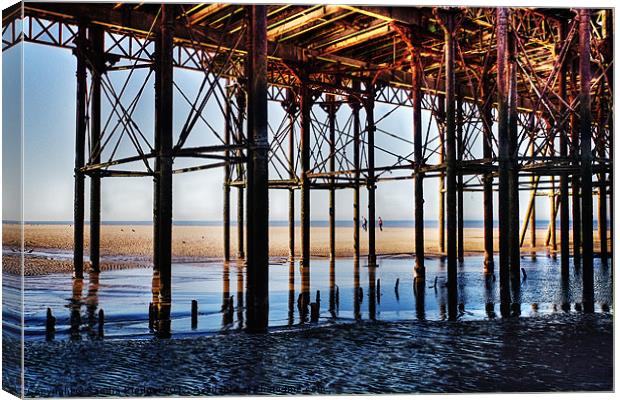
[4,40,603,224]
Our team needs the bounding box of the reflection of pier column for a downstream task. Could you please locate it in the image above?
[414,278,425,320]
[578,9,594,313]
[288,261,295,325]
[329,260,336,317]
[154,5,174,337]
[69,278,83,340]
[353,259,361,320]
[222,262,231,325]
[412,52,425,278]
[496,8,512,316]
[73,23,87,279]
[365,83,377,267]
[236,261,244,326]
[368,267,376,320]
[245,5,270,332]
[86,272,100,336]
[89,25,104,273]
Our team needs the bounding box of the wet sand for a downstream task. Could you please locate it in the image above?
[4,314,612,396]
[4,223,608,275]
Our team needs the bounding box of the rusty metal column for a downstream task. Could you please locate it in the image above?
[245,5,269,332]
[558,21,570,274]
[496,8,512,314]
[89,25,104,274]
[73,23,87,280]
[456,87,464,263]
[437,95,446,255]
[366,83,377,267]
[155,5,174,336]
[570,57,581,265]
[223,83,232,262]
[351,82,361,261]
[235,88,246,260]
[529,115,537,256]
[412,53,425,278]
[299,73,312,309]
[508,21,521,291]
[327,93,337,263]
[578,9,594,313]
[285,89,297,262]
[481,81,494,274]
[439,10,458,319]
[597,91,608,265]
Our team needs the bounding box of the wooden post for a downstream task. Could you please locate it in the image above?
[481,81,494,274]
[89,25,104,274]
[366,82,377,267]
[73,22,87,280]
[496,8,512,315]
[245,5,270,332]
[191,299,198,329]
[412,50,425,278]
[578,9,594,312]
[98,309,104,338]
[45,308,56,340]
[155,4,174,337]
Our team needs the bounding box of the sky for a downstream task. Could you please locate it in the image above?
[2,39,606,224]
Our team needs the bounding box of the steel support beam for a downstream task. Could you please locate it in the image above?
[366,82,377,267]
[481,81,494,274]
[155,5,174,337]
[570,57,582,265]
[327,93,337,262]
[412,51,425,278]
[245,5,270,332]
[578,9,594,313]
[73,22,87,280]
[456,87,464,263]
[558,21,570,275]
[286,89,297,262]
[223,83,232,262]
[437,95,446,255]
[300,72,313,312]
[89,24,104,274]
[351,82,361,261]
[496,8,512,315]
[235,88,246,260]
[439,10,458,319]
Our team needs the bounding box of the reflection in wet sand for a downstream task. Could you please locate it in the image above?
[353,258,361,321]
[414,278,425,320]
[288,262,295,326]
[236,260,244,329]
[69,278,83,340]
[85,272,100,338]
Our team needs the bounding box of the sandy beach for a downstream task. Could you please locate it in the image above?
[2,223,610,275]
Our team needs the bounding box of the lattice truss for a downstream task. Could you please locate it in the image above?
[2,4,613,190]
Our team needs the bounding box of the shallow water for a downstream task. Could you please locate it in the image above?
[2,255,613,396]
[4,254,614,340]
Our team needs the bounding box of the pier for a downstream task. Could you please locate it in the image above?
[2,3,613,335]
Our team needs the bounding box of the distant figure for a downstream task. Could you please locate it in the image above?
[362,216,368,232]
[378,216,383,231]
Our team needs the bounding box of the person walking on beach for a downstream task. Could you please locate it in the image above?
[362,216,368,232]
[378,216,383,231]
